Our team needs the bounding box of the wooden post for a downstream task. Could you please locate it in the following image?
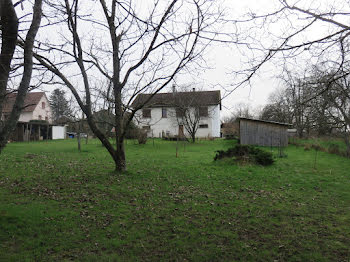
[46,123,49,140]
[176,136,179,158]
[21,124,24,142]
[77,132,81,152]
[29,124,32,141]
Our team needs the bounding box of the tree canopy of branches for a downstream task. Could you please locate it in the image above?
[230,0,350,95]
[0,0,42,152]
[33,0,223,172]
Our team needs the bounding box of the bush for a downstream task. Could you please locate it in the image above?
[124,121,138,139]
[214,144,274,166]
[328,143,340,155]
[254,150,274,166]
[137,129,148,144]
[311,144,323,151]
[304,144,311,151]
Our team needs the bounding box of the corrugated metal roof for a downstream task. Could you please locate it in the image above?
[239,117,292,126]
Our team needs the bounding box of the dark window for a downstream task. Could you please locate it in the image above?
[176,108,185,117]
[199,124,208,128]
[42,102,45,109]
[45,116,48,121]
[162,108,167,118]
[199,107,208,117]
[142,108,151,118]
[142,126,150,130]
[38,115,42,120]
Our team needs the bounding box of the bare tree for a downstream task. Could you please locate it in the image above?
[172,92,210,143]
[33,0,222,171]
[228,0,350,96]
[0,0,42,152]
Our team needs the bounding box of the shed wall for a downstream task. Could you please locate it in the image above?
[52,126,66,139]
[240,120,288,147]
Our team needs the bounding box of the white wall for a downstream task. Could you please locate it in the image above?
[32,94,53,123]
[134,105,221,138]
[52,126,66,139]
[210,105,221,137]
[18,112,33,122]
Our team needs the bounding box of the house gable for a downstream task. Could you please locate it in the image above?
[1,92,53,123]
[32,93,53,123]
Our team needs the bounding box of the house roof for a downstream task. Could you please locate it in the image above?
[2,92,45,113]
[238,117,292,127]
[131,90,221,109]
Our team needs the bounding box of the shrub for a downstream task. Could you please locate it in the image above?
[214,144,274,166]
[304,144,311,151]
[124,121,138,139]
[311,144,323,151]
[137,129,148,144]
[328,143,340,155]
[254,150,274,166]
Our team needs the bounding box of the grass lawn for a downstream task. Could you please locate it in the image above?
[1,138,350,261]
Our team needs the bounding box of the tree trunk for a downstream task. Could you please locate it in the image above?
[114,89,126,172]
[0,0,19,152]
[0,0,42,152]
[345,133,350,158]
[191,133,196,143]
[0,0,18,114]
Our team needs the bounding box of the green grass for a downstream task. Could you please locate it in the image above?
[1,138,350,261]
[290,136,348,152]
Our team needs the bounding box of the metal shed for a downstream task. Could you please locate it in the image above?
[238,118,292,147]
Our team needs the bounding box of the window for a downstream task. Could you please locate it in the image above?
[199,107,208,117]
[176,108,185,117]
[142,108,151,118]
[142,126,150,130]
[38,115,42,120]
[42,102,45,109]
[199,124,208,128]
[162,108,167,118]
[45,116,48,121]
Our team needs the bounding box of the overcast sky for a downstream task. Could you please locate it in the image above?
[16,0,348,119]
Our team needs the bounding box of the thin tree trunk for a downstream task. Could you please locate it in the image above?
[114,89,126,172]
[191,133,196,143]
[0,0,42,152]
[77,132,81,152]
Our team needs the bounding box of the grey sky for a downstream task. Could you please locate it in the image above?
[15,0,349,119]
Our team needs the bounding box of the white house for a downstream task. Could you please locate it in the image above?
[131,90,221,138]
[1,92,54,141]
[1,92,53,123]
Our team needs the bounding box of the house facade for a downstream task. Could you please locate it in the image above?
[1,92,53,123]
[131,90,221,138]
[1,92,53,141]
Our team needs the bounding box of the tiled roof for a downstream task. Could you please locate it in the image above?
[2,92,45,113]
[131,90,221,108]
